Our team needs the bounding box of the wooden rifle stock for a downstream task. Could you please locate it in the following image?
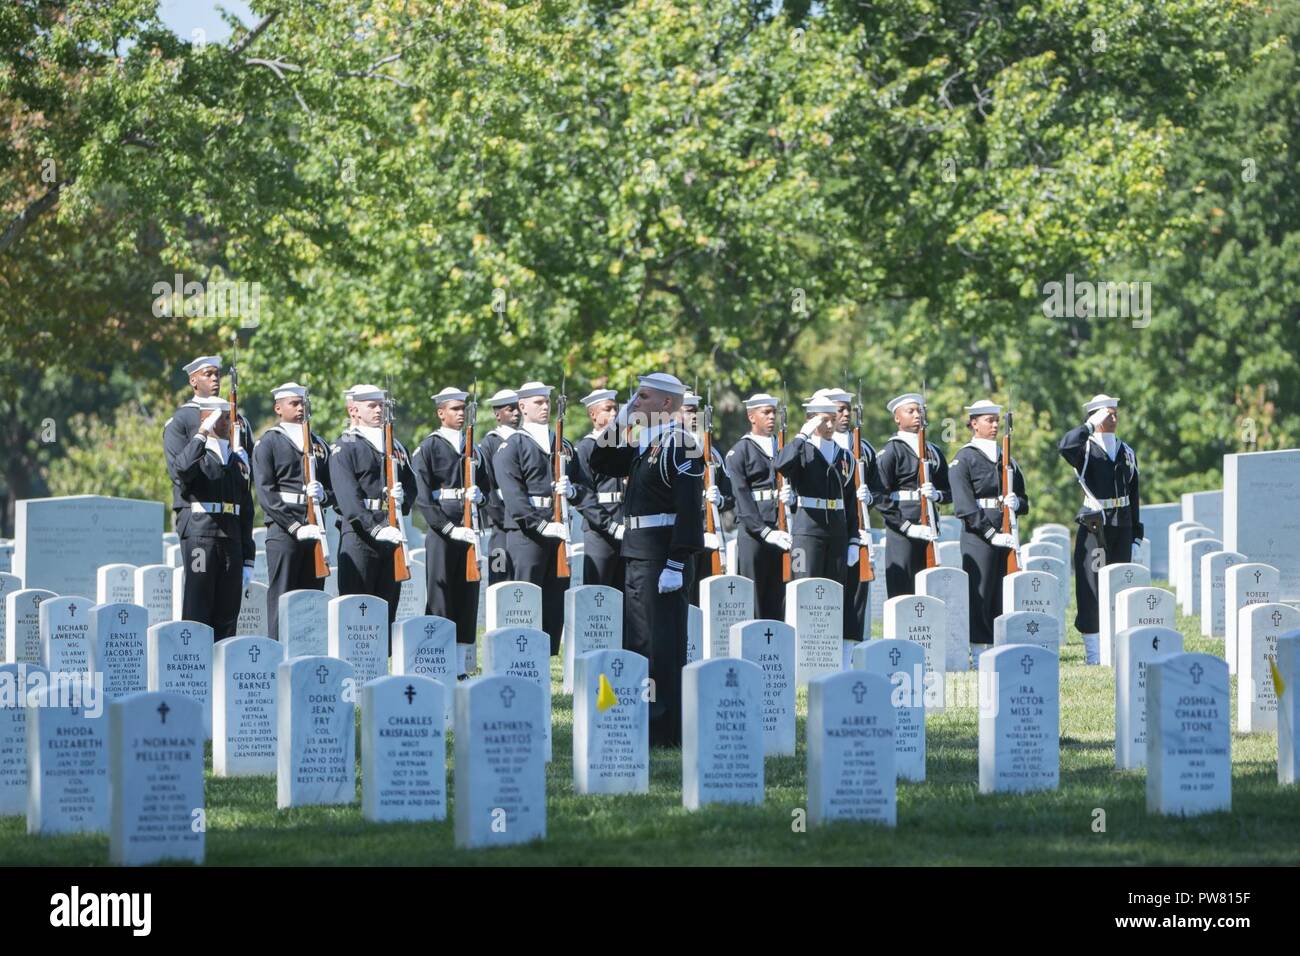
[553,410,571,578]
[385,412,411,582]
[853,421,874,582]
[463,410,481,582]
[776,425,791,583]
[702,421,723,577]
[301,420,330,579]
[1002,430,1019,574]
[917,423,937,569]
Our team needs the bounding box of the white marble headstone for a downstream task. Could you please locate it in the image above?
[1199,550,1244,637]
[0,662,46,814]
[276,656,356,808]
[96,564,137,605]
[454,675,546,848]
[917,566,970,672]
[1182,490,1223,537]
[361,674,447,823]
[235,581,269,637]
[483,626,552,761]
[807,670,896,827]
[1114,586,1176,636]
[134,564,175,627]
[147,621,213,738]
[1139,503,1182,580]
[1020,542,1066,564]
[109,691,204,865]
[682,658,764,810]
[1225,450,1300,601]
[1170,525,1213,598]
[686,604,703,665]
[1277,633,1300,785]
[6,588,53,665]
[978,644,1059,794]
[784,577,842,687]
[936,540,962,569]
[1224,563,1278,676]
[38,595,95,675]
[1021,556,1068,633]
[213,636,283,776]
[484,581,543,635]
[391,615,457,722]
[883,594,946,711]
[1237,603,1300,733]
[562,585,622,694]
[0,573,21,656]
[700,575,755,660]
[851,638,926,781]
[1146,653,1230,816]
[573,649,649,795]
[14,496,162,597]
[278,588,328,656]
[327,595,388,690]
[1180,537,1222,615]
[87,602,148,700]
[1097,562,1148,667]
[729,619,796,756]
[26,680,108,835]
[395,559,427,622]
[993,611,1060,658]
[1114,625,1184,770]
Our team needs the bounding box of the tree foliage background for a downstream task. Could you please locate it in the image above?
[2,0,1295,535]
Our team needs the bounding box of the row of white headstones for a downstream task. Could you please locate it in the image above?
[0,515,1293,863]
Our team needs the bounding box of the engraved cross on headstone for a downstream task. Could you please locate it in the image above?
[425,621,437,638]
[316,664,330,685]
[851,681,867,704]
[1020,654,1035,675]
[888,646,901,667]
[815,585,826,601]
[727,580,736,596]
[500,685,516,708]
[405,684,416,705]
[1031,577,1042,593]
[513,588,524,603]
[1147,593,1160,610]
[1273,609,1283,627]
[180,628,191,646]
[594,592,605,607]
[358,602,368,617]
[118,609,129,625]
[67,602,76,617]
[157,701,170,724]
[1190,662,1204,685]
[913,600,926,619]
[249,644,262,662]
[764,627,774,645]
[516,633,529,652]
[611,658,624,678]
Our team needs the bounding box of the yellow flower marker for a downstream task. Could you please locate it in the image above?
[597,672,618,711]
[1270,654,1286,700]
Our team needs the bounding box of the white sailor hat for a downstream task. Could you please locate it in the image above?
[1083,394,1120,412]
[637,372,687,396]
[682,392,702,407]
[743,393,779,409]
[432,386,469,405]
[271,382,307,401]
[887,392,926,413]
[183,355,221,375]
[487,389,519,408]
[516,381,552,400]
[803,396,838,414]
[581,389,617,407]
[964,399,1002,417]
[814,387,853,404]
[193,395,231,412]
[346,384,385,402]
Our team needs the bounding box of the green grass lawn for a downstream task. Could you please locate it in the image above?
[3,584,1299,866]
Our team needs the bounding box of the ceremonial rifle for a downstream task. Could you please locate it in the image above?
[777,383,792,583]
[383,387,412,582]
[916,387,937,569]
[464,384,481,582]
[301,395,330,578]
[553,378,572,578]
[227,339,241,453]
[702,384,724,577]
[1001,403,1022,573]
[854,381,874,582]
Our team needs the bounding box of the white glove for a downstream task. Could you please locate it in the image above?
[466,485,484,504]
[553,476,575,500]
[1002,493,1020,512]
[920,481,940,502]
[610,523,626,541]
[1088,407,1112,429]
[799,417,821,437]
[764,528,793,551]
[295,524,324,542]
[704,532,722,550]
[450,526,480,547]
[847,544,860,567]
[779,484,794,507]
[990,532,1016,548]
[372,525,404,545]
[200,410,223,433]
[242,565,254,587]
[905,523,938,542]
[387,483,405,506]
[232,447,249,467]
[704,485,722,506]
[657,566,683,593]
[855,484,872,505]
[540,521,570,542]
[305,480,325,502]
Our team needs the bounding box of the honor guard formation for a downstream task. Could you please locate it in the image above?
[165,355,1145,746]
